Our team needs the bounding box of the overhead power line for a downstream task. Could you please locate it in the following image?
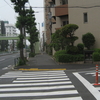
[4,0,13,9]
[25,5,100,9]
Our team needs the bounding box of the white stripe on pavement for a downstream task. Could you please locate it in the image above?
[0,81,72,87]
[36,97,82,100]
[0,90,78,97]
[0,74,65,78]
[95,87,100,91]
[13,78,69,83]
[16,76,68,80]
[0,85,75,92]
[5,70,65,75]
[93,74,100,76]
[4,72,66,76]
[0,59,5,61]
[73,72,100,100]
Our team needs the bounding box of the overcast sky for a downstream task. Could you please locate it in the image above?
[0,0,44,33]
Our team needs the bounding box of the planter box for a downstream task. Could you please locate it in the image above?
[59,61,84,64]
[93,61,100,64]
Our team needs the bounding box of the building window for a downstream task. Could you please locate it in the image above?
[84,13,88,23]
[63,21,68,26]
[62,0,68,5]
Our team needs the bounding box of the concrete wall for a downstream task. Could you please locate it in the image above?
[68,0,100,48]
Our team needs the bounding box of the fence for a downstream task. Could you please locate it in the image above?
[14,57,19,67]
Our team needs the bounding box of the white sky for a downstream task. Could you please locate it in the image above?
[0,0,44,34]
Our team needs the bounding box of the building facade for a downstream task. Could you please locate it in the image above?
[0,21,7,51]
[44,0,100,51]
[44,0,68,54]
[68,0,100,48]
[5,24,17,51]
[44,0,68,42]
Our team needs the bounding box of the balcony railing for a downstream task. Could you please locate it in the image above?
[55,4,68,17]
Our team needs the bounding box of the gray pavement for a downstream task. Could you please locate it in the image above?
[16,52,96,70]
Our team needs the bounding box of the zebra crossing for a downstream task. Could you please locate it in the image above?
[73,71,100,100]
[85,71,100,91]
[0,70,82,100]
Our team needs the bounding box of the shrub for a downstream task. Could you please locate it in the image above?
[54,50,67,56]
[67,46,78,54]
[77,43,84,54]
[82,32,95,50]
[18,58,26,66]
[54,50,67,60]
[94,48,100,53]
[92,52,100,61]
[55,54,84,63]
[29,52,35,57]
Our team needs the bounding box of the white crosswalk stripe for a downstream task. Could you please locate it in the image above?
[78,71,100,94]
[0,70,83,99]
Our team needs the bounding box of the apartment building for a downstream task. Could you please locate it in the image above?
[44,0,68,45]
[44,0,100,49]
[5,24,17,51]
[68,0,100,48]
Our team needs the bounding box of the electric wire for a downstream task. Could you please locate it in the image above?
[25,5,100,9]
[4,0,13,9]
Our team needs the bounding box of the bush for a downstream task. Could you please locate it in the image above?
[18,58,26,66]
[54,50,66,57]
[82,32,95,50]
[29,52,35,57]
[94,48,100,53]
[66,46,78,54]
[55,54,84,63]
[92,52,100,61]
[77,43,84,54]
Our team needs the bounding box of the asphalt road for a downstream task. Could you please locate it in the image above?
[0,68,99,100]
[0,53,19,70]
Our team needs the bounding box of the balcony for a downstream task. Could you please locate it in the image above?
[55,4,68,17]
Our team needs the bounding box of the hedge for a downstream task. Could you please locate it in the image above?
[55,54,84,63]
[92,52,100,61]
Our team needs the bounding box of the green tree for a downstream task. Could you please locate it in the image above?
[82,32,95,50]
[11,0,28,64]
[61,24,79,46]
[25,7,39,56]
[51,29,66,51]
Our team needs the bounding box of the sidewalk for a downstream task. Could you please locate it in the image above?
[15,53,96,71]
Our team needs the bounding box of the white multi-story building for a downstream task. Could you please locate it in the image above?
[5,24,17,51]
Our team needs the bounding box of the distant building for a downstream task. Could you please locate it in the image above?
[0,20,7,51]
[0,21,6,35]
[5,24,17,51]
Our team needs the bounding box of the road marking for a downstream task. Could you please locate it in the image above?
[4,72,66,75]
[16,76,68,80]
[0,71,82,99]
[0,90,78,97]
[35,97,82,100]
[0,81,72,87]
[13,78,70,83]
[2,65,12,70]
[1,73,67,78]
[0,59,5,61]
[0,85,75,92]
[73,72,100,100]
[95,87,100,91]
